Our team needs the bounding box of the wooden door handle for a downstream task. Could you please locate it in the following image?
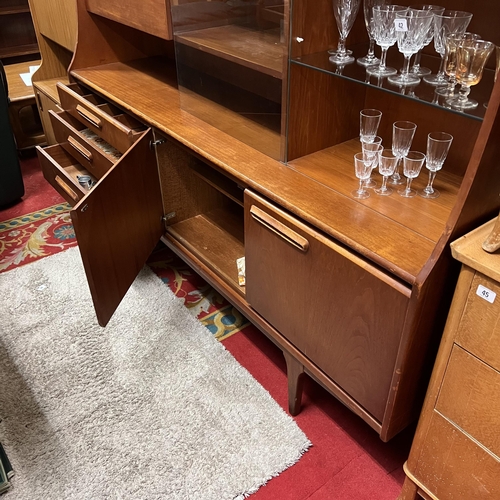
[55,176,79,201]
[76,104,102,129]
[67,136,93,163]
[250,205,309,252]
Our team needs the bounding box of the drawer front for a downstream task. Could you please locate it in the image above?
[414,410,500,499]
[37,145,95,206]
[455,271,500,372]
[50,110,119,180]
[57,83,142,154]
[244,190,410,421]
[435,344,500,457]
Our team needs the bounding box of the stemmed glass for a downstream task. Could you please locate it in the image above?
[362,140,383,187]
[447,38,495,110]
[423,10,473,86]
[390,120,417,184]
[398,151,426,197]
[419,132,453,199]
[367,5,408,77]
[360,109,382,143]
[387,9,434,87]
[329,0,362,65]
[357,0,388,67]
[375,149,399,195]
[409,5,445,77]
[353,153,373,199]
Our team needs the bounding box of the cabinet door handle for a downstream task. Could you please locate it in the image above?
[76,104,102,129]
[250,205,309,252]
[68,136,93,163]
[55,176,79,201]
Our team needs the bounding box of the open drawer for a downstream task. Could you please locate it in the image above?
[56,82,145,153]
[36,128,164,327]
[50,109,122,180]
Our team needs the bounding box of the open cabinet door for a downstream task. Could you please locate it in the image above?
[71,129,164,326]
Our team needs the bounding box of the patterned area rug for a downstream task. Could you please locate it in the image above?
[0,204,248,341]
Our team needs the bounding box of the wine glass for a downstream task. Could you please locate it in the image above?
[423,10,473,86]
[435,33,477,99]
[419,132,453,199]
[357,0,388,67]
[388,9,434,86]
[329,0,362,65]
[409,5,445,77]
[353,152,372,199]
[390,120,417,184]
[374,149,399,195]
[360,109,382,143]
[367,5,408,77]
[397,151,426,197]
[447,38,495,110]
[362,141,383,187]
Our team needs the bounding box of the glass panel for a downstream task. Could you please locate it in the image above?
[171,0,287,161]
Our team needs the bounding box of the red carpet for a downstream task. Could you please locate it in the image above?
[0,152,410,499]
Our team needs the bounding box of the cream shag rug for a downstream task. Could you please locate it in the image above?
[0,247,310,499]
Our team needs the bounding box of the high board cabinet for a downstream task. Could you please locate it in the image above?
[0,0,38,60]
[36,0,500,442]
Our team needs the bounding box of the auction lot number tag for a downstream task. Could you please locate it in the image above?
[394,19,408,31]
[477,284,496,304]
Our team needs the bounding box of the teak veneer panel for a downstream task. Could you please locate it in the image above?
[70,58,437,284]
[175,25,284,79]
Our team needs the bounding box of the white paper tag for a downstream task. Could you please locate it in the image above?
[394,19,408,31]
[476,284,496,304]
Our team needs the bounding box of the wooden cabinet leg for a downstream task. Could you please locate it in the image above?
[283,351,305,416]
[398,476,420,500]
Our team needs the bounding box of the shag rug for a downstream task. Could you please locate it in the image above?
[0,247,311,499]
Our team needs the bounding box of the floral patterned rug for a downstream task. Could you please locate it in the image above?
[0,203,248,341]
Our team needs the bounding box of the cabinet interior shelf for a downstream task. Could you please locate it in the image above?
[175,24,284,79]
[165,207,245,296]
[0,43,38,58]
[292,45,496,122]
[0,5,30,15]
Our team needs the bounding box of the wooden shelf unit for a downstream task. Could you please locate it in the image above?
[35,0,500,444]
[0,0,38,60]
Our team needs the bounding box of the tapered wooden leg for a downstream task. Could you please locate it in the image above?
[283,351,305,416]
[398,476,420,500]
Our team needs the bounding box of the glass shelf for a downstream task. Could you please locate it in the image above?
[291,43,496,122]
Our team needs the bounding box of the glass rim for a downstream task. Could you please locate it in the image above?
[428,131,453,142]
[436,10,473,19]
[393,120,417,130]
[373,5,408,11]
[408,5,446,12]
[405,151,426,160]
[360,108,382,117]
[380,148,398,158]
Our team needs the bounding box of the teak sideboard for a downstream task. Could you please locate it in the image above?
[36,0,500,441]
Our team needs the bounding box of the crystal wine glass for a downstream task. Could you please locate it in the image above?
[409,5,445,77]
[360,109,382,143]
[390,120,417,184]
[357,0,388,67]
[367,5,408,77]
[329,0,362,65]
[388,9,434,87]
[353,152,373,199]
[447,38,495,110]
[374,149,399,195]
[362,141,383,187]
[419,131,453,199]
[398,151,426,197]
[423,10,473,86]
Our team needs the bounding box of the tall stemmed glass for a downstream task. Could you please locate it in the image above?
[387,9,434,86]
[423,10,472,86]
[448,38,495,110]
[353,153,373,199]
[409,5,445,77]
[360,108,382,143]
[419,132,453,199]
[398,151,426,197]
[357,0,388,66]
[329,0,362,65]
[367,5,408,77]
[374,149,399,195]
[390,120,417,184]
